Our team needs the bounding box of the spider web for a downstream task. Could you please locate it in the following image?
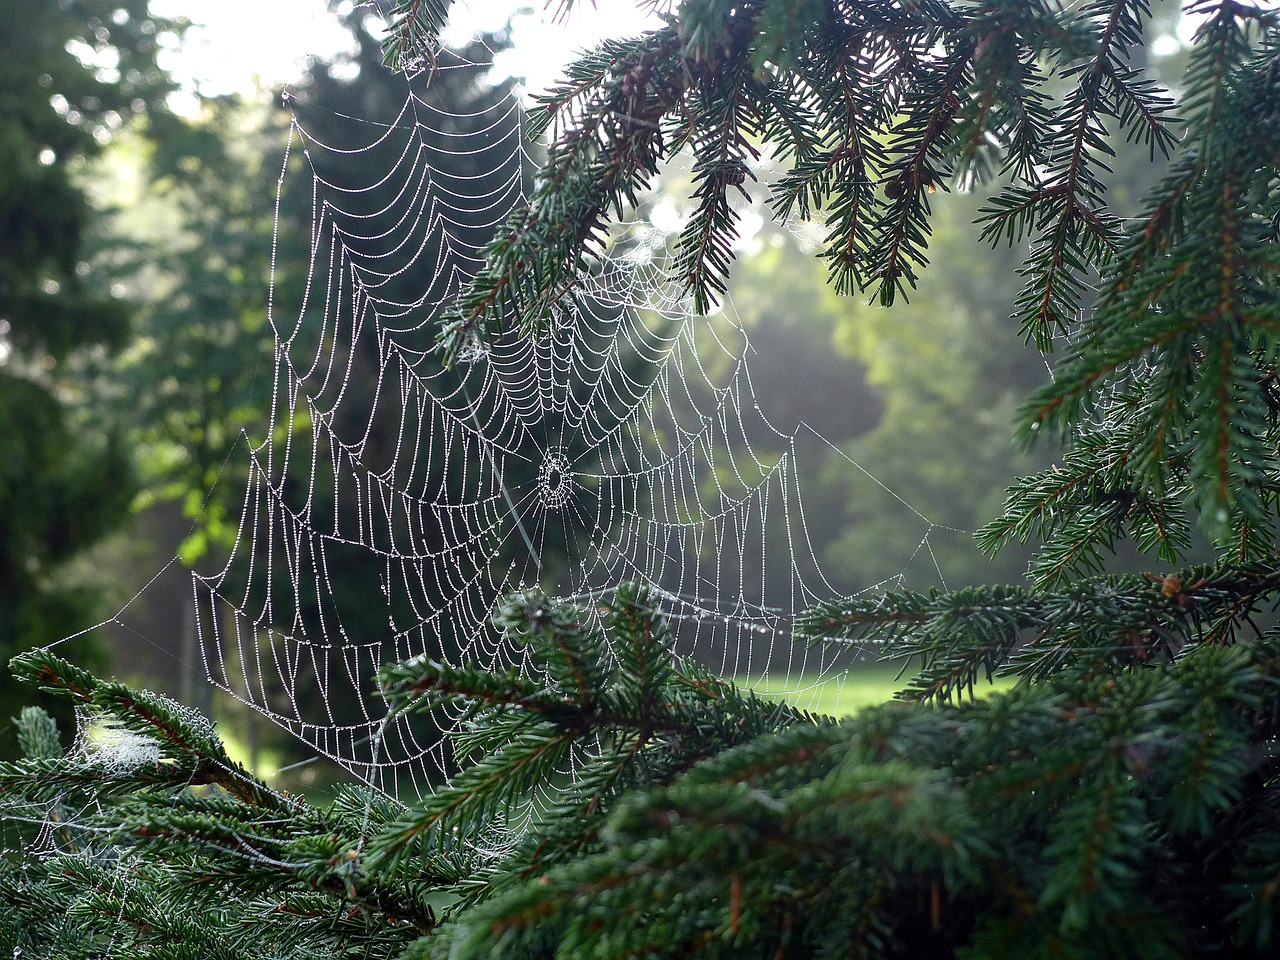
[168,34,954,799]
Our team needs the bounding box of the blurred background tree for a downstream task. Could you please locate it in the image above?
[0,0,181,757]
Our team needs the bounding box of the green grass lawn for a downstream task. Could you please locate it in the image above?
[745,662,1011,717]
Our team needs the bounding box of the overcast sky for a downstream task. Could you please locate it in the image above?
[151,0,662,99]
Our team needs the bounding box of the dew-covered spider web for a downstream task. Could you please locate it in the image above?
[111,28,966,800]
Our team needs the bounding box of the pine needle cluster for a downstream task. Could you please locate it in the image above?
[1,588,804,958]
[6,0,1280,957]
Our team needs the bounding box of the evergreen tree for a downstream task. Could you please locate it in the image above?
[6,1,1280,958]
[0,0,180,757]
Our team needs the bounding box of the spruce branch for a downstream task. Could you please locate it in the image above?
[431,0,1185,366]
[996,0,1174,347]
[668,58,763,313]
[11,647,284,811]
[3,654,442,950]
[380,0,456,72]
[1019,22,1280,533]
[14,704,60,760]
[799,562,1280,701]
[978,429,1194,587]
[438,27,685,362]
[368,585,805,880]
[434,632,1280,958]
[868,40,971,305]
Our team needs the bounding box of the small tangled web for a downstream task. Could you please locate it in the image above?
[166,41,945,800]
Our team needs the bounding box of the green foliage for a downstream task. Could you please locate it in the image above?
[1016,4,1280,536]
[0,589,801,958]
[371,586,806,897]
[7,0,1280,958]
[0,0,180,757]
[13,707,60,762]
[427,0,1178,356]
[8,583,1280,956]
[1,651,439,959]
[381,0,456,71]
[801,560,1280,699]
[816,189,1048,589]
